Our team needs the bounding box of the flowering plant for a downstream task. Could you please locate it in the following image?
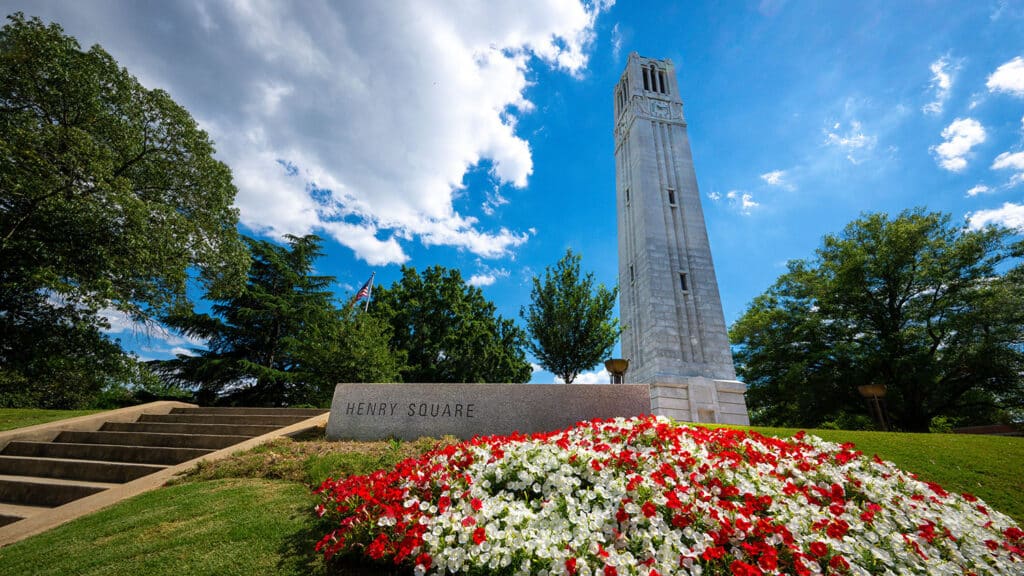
[314,416,1023,575]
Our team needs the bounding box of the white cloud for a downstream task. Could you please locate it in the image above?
[610,23,623,60]
[986,56,1024,97]
[931,118,986,172]
[726,190,759,215]
[824,120,876,164]
[467,261,510,287]
[34,2,612,266]
[480,187,510,216]
[554,368,609,384]
[992,151,1024,185]
[968,202,1024,231]
[922,56,959,115]
[760,169,794,190]
[707,191,722,201]
[966,184,991,197]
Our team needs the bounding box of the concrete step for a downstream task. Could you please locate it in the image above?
[0,503,48,527]
[0,455,165,484]
[138,413,309,426]
[1,441,213,466]
[100,421,278,437]
[54,430,251,450]
[170,407,327,417]
[0,475,111,507]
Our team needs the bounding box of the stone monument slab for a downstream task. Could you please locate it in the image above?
[326,383,652,441]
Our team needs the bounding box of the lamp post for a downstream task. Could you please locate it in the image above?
[857,384,888,431]
[604,358,629,384]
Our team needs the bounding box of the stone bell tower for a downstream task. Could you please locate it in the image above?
[613,53,749,425]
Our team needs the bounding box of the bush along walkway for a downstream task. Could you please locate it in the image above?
[314,415,1023,576]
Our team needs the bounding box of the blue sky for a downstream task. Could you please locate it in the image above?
[6,1,1024,383]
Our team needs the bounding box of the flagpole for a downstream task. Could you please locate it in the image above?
[363,272,375,312]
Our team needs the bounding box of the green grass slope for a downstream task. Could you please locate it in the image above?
[0,408,103,432]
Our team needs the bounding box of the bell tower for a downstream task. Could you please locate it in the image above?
[614,53,749,425]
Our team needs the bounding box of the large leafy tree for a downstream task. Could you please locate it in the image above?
[155,235,398,406]
[0,14,246,405]
[370,266,532,383]
[731,209,1024,432]
[521,249,620,383]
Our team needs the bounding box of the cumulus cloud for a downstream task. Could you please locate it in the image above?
[987,56,1024,97]
[965,184,991,197]
[824,120,876,164]
[992,151,1024,185]
[968,202,1024,231]
[29,2,612,265]
[922,56,959,115]
[707,191,722,201]
[931,118,986,172]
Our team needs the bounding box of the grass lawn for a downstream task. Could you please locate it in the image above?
[0,408,103,432]
[0,423,1019,574]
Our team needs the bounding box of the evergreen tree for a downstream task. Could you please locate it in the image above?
[370,266,532,383]
[731,209,1024,431]
[155,235,399,406]
[521,249,620,384]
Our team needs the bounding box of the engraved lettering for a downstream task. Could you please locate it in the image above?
[408,403,416,417]
[389,402,398,416]
[467,403,475,418]
[442,404,451,417]
[346,402,355,415]
[356,402,365,416]
[455,403,463,417]
[418,403,428,417]
[430,404,440,417]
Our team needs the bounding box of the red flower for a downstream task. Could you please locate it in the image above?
[826,519,849,539]
[701,546,726,561]
[729,559,762,576]
[829,555,850,571]
[565,557,578,575]
[809,541,828,558]
[462,515,476,527]
[471,497,483,511]
[472,526,486,545]
[604,565,618,576]
[642,501,658,518]
[415,552,432,569]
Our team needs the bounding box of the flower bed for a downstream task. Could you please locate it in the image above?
[314,416,1023,575]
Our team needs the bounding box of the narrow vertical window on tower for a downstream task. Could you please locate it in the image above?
[642,67,650,91]
[679,272,689,292]
[659,69,668,94]
[625,188,630,205]
[667,188,676,206]
[630,264,635,284]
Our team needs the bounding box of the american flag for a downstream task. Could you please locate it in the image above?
[352,272,375,310]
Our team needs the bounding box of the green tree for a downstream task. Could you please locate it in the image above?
[731,209,1024,431]
[370,266,532,383]
[295,307,406,403]
[154,235,383,406]
[521,249,620,384]
[0,14,246,406]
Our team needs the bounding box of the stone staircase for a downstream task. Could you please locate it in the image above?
[0,406,326,529]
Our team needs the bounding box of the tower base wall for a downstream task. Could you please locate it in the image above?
[649,378,749,426]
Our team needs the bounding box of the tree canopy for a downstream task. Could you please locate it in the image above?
[0,14,247,406]
[731,209,1024,432]
[521,249,620,383]
[370,266,532,383]
[154,235,400,406]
